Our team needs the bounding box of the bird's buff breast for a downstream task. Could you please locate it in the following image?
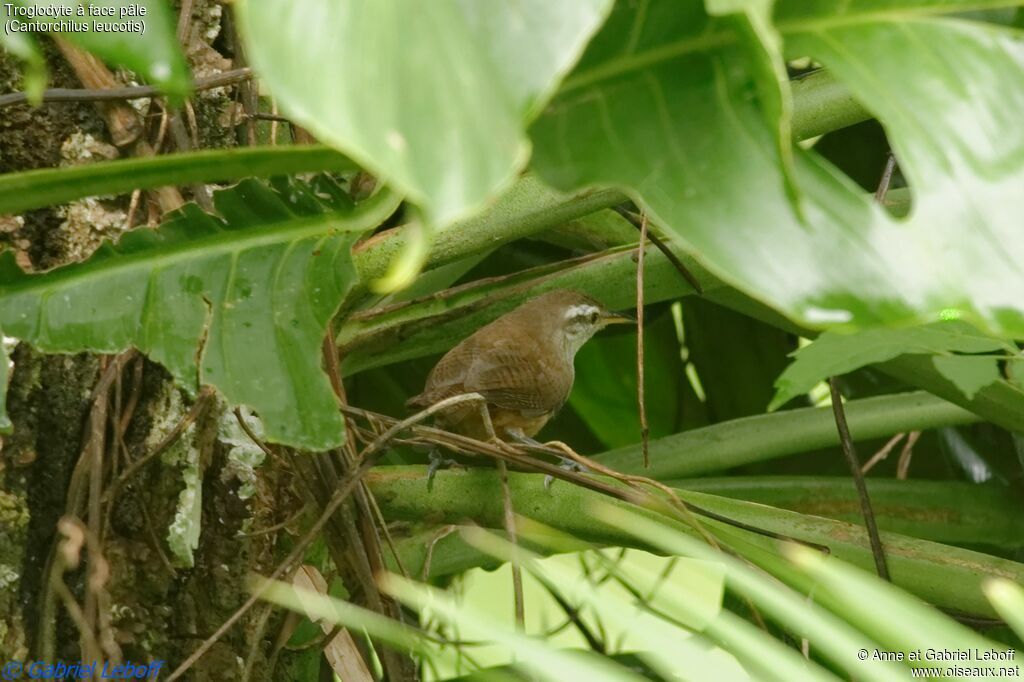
[436,403,551,441]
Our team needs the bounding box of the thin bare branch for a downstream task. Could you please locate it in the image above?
[614,205,704,295]
[0,68,254,107]
[636,213,650,468]
[828,378,890,580]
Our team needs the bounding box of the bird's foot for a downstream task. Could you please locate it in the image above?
[426,449,462,491]
[544,457,591,490]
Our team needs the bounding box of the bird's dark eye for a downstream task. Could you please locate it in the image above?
[589,311,599,324]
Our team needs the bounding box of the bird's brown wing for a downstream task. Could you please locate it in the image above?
[409,321,571,414]
[463,336,571,414]
[405,335,478,408]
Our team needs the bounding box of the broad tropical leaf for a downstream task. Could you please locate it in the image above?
[0,177,398,448]
[530,0,1024,338]
[236,0,613,226]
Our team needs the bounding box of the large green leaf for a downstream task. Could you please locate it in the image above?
[0,178,398,448]
[770,322,1014,409]
[530,0,1024,338]
[236,0,613,226]
[8,0,189,97]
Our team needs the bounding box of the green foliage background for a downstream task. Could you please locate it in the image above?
[2,0,1024,680]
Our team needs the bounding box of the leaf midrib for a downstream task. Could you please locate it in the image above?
[559,0,1023,95]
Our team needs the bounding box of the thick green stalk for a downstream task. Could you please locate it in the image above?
[369,467,1023,617]
[595,391,978,478]
[662,477,1023,549]
[351,176,626,282]
[791,69,871,141]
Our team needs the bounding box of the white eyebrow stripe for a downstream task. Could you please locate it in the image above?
[564,304,600,320]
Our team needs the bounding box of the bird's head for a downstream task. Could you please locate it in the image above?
[528,290,634,356]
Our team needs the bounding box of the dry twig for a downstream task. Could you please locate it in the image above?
[636,213,650,468]
[828,378,890,580]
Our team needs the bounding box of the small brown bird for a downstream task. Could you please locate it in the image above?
[407,290,634,445]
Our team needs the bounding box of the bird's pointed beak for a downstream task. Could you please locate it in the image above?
[601,311,636,325]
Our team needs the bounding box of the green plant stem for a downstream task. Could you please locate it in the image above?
[791,69,871,141]
[368,467,1023,617]
[351,176,625,282]
[594,391,977,478]
[661,477,1024,549]
[879,354,1024,434]
[393,476,1022,581]
[0,146,357,215]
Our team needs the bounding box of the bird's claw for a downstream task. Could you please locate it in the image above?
[426,449,462,491]
[544,457,591,490]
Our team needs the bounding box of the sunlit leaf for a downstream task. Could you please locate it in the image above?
[770,322,1010,409]
[385,573,649,682]
[785,543,1021,677]
[983,579,1024,642]
[932,355,1003,400]
[237,0,613,226]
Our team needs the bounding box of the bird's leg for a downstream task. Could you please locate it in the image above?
[473,402,518,453]
[504,428,590,489]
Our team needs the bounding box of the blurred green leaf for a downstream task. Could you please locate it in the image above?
[0,178,398,449]
[257,577,430,655]
[786,543,1021,677]
[597,504,938,682]
[236,0,613,227]
[770,322,1011,409]
[984,579,1024,642]
[531,0,1024,338]
[706,0,797,198]
[385,573,650,682]
[932,355,1003,400]
[9,0,189,97]
[461,528,738,681]
[0,27,46,102]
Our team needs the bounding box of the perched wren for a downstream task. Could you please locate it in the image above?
[407,290,634,443]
